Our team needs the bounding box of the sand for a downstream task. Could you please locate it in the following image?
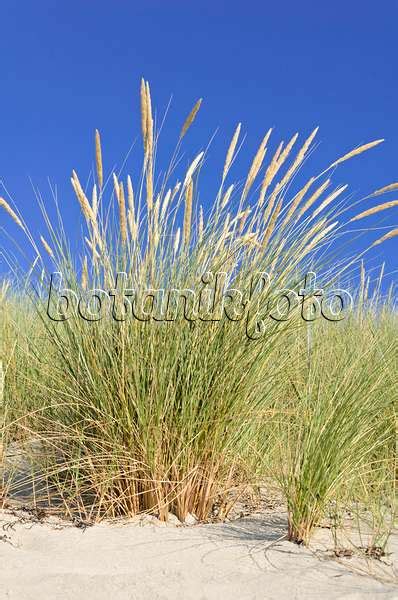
[0,508,396,600]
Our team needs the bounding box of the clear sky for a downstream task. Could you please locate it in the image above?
[0,1,397,290]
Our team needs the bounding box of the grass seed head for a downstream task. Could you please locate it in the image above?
[40,235,54,258]
[183,179,194,247]
[330,139,384,169]
[223,123,241,180]
[180,98,202,140]
[369,182,398,197]
[95,129,103,189]
[0,197,24,230]
[372,227,398,246]
[351,199,398,222]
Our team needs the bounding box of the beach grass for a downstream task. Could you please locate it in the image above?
[0,81,396,545]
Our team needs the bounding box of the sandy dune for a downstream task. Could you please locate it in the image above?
[0,509,396,600]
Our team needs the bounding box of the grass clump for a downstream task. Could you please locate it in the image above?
[273,313,396,545]
[0,81,396,544]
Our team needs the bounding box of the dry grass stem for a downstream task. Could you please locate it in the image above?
[296,179,331,220]
[311,184,348,219]
[92,184,98,218]
[85,236,100,259]
[198,205,204,243]
[305,220,338,252]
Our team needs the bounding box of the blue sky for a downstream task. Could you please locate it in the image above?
[0,1,397,289]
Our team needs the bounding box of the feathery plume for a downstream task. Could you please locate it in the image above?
[258,141,284,206]
[140,78,148,152]
[180,98,202,140]
[275,128,318,192]
[262,199,283,247]
[145,81,154,158]
[275,132,299,170]
[221,184,234,209]
[71,171,96,223]
[112,172,120,199]
[237,231,261,248]
[258,134,299,210]
[113,174,127,242]
[368,182,398,197]
[238,207,251,233]
[329,139,384,169]
[127,175,135,216]
[351,199,398,222]
[222,212,231,236]
[118,181,128,244]
[160,188,172,221]
[171,181,181,202]
[174,227,181,256]
[145,81,154,211]
[213,216,232,255]
[40,235,54,258]
[280,177,315,228]
[127,209,137,241]
[262,189,279,226]
[223,123,241,180]
[183,179,193,247]
[95,129,103,189]
[372,228,398,247]
[183,152,204,188]
[0,197,24,230]
[240,232,261,248]
[242,129,272,201]
[81,256,88,290]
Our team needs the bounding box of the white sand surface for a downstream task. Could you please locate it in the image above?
[0,509,396,600]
